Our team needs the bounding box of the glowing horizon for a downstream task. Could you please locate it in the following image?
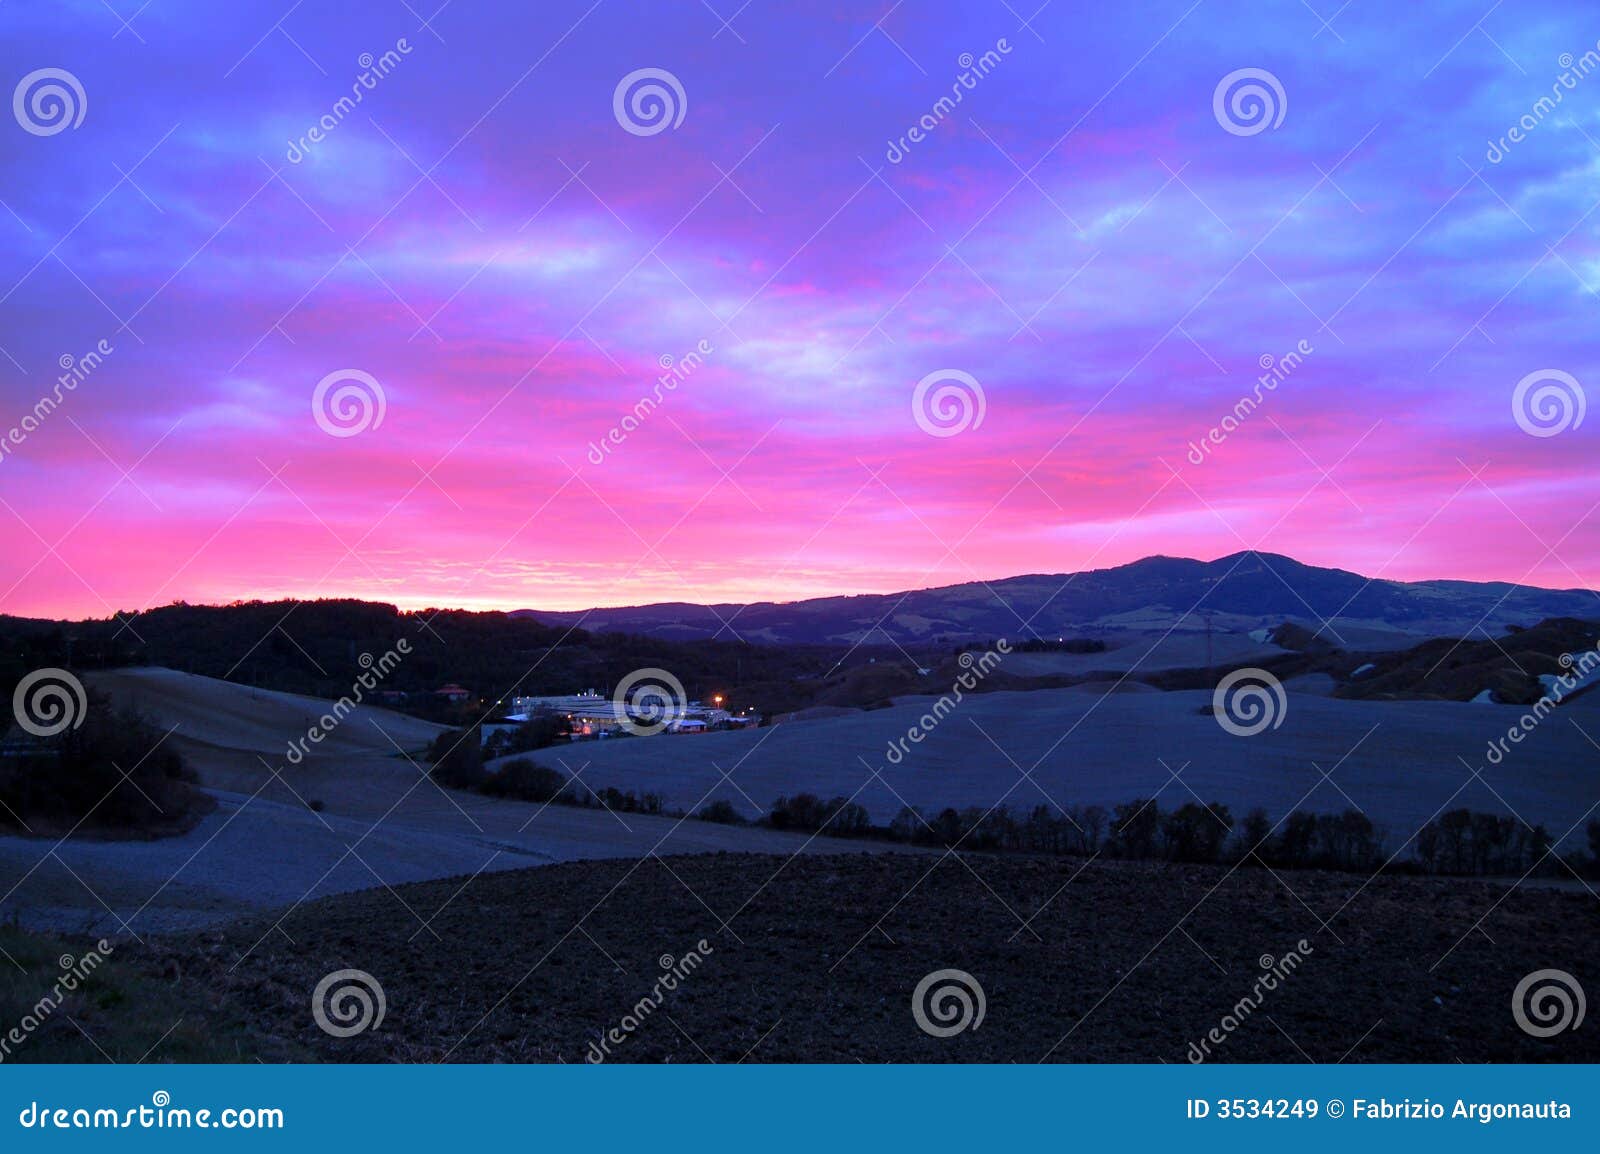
[3,2,1598,622]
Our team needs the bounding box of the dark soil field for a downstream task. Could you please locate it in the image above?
[98,851,1600,1064]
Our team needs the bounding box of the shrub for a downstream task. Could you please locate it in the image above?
[696,800,747,824]
[427,728,485,789]
[481,758,569,803]
[0,689,202,831]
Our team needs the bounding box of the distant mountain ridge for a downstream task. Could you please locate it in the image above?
[513,552,1600,646]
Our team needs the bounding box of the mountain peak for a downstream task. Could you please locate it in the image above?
[516,553,1596,646]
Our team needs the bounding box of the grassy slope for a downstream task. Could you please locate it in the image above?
[0,925,296,1063]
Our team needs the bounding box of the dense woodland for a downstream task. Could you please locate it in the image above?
[0,600,1109,727]
[0,600,928,724]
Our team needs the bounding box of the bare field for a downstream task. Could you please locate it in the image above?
[523,687,1600,846]
[126,851,1600,1063]
[86,667,447,755]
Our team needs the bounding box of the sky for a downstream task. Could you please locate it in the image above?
[0,0,1597,619]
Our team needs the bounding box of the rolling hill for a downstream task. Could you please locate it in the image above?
[514,551,1600,645]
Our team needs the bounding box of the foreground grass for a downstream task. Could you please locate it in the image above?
[0,925,297,1064]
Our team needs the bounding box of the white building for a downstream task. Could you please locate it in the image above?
[507,691,760,737]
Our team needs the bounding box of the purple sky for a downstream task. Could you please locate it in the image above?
[1,0,1597,618]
